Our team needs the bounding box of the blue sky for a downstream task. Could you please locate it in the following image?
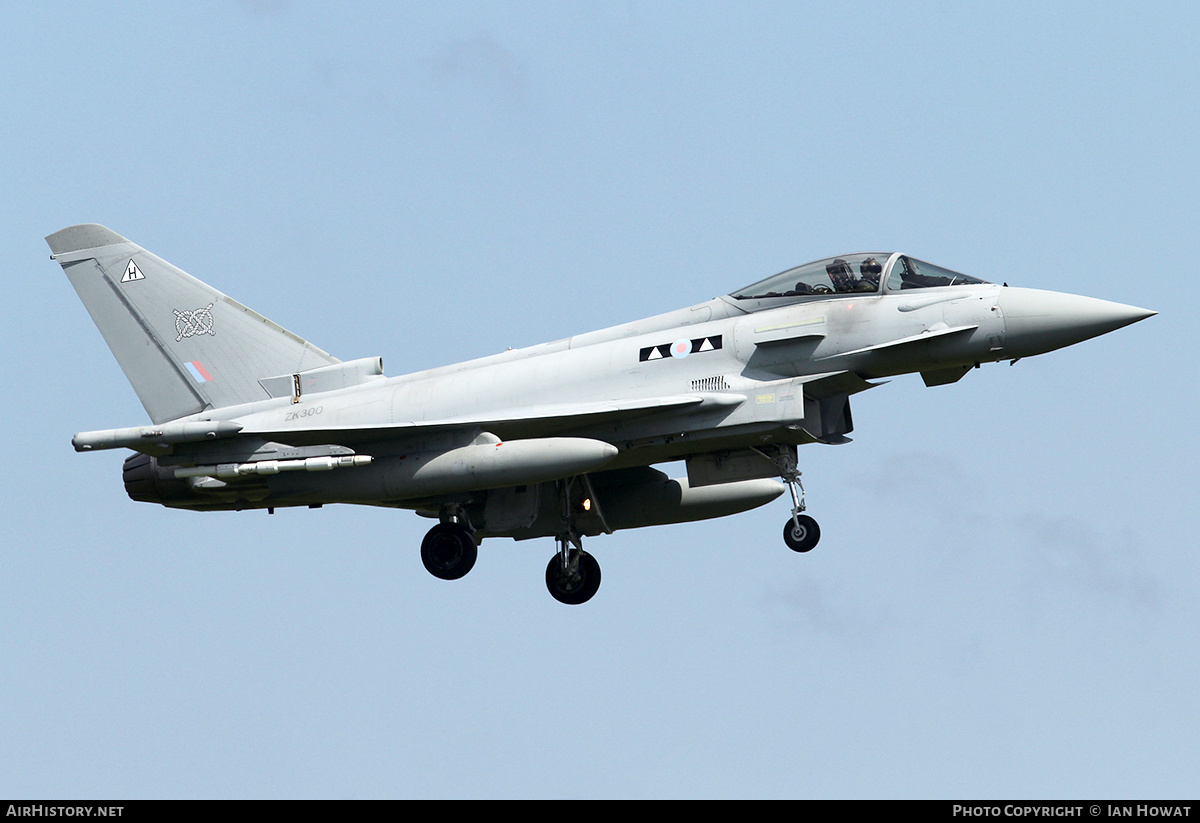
[2,1,1196,798]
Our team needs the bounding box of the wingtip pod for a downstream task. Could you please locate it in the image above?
[46,224,129,257]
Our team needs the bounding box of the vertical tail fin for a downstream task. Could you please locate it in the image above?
[48,224,339,424]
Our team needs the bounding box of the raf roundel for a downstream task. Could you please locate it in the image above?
[670,338,692,359]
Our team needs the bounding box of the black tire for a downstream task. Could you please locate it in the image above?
[545,550,601,605]
[783,515,820,553]
[421,523,478,580]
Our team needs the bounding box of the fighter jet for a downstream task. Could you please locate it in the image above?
[48,224,1154,604]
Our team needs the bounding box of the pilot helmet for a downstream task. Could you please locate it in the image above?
[860,257,883,279]
[826,258,854,291]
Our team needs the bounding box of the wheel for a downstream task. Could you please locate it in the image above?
[545,550,601,605]
[783,515,820,553]
[421,523,478,580]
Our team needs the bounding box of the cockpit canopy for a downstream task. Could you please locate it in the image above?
[730,253,989,302]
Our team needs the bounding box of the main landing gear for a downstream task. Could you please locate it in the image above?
[544,476,603,604]
[419,518,603,604]
[419,479,606,605]
[545,536,601,605]
[420,520,477,580]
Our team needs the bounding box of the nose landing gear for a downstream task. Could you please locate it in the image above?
[753,445,822,554]
[781,470,820,553]
[783,513,820,553]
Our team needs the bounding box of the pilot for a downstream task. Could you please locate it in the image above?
[826,258,856,292]
[857,257,883,292]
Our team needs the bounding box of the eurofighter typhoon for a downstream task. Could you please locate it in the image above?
[49,225,1154,604]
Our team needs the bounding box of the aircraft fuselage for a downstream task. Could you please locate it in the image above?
[51,226,1153,603]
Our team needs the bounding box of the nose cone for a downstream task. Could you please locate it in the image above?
[999,287,1156,358]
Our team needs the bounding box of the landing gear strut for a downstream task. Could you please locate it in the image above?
[755,445,822,553]
[781,465,821,553]
[544,477,602,604]
[421,520,477,580]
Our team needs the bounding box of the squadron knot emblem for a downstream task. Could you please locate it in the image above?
[173,304,216,341]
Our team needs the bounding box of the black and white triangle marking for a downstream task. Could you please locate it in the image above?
[120,259,145,283]
[639,335,722,362]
